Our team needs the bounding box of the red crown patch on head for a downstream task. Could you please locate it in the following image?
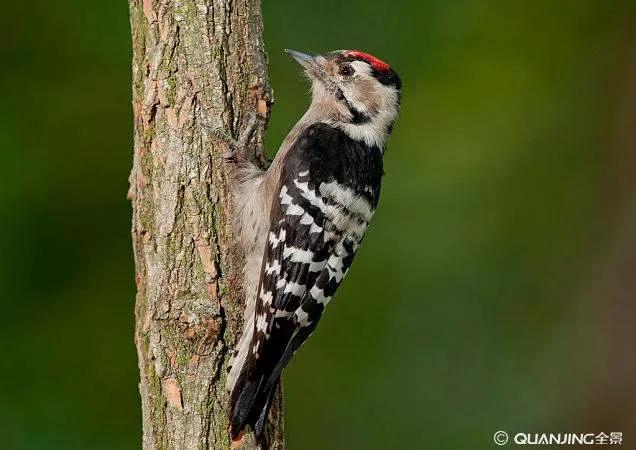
[344,50,391,72]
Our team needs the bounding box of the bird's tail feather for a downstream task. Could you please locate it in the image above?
[229,370,278,441]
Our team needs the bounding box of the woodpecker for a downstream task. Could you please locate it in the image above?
[224,49,401,442]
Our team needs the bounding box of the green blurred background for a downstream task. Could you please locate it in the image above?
[1,1,635,448]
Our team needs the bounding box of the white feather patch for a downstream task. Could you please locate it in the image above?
[295,308,311,327]
[294,179,326,211]
[280,185,293,204]
[286,203,305,216]
[309,259,326,272]
[309,285,331,305]
[265,261,281,275]
[320,181,373,220]
[283,281,306,296]
[260,290,273,305]
[255,313,268,334]
[327,258,345,283]
[283,246,314,263]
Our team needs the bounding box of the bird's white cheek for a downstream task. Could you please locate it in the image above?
[341,85,369,113]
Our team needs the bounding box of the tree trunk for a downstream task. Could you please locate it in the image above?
[128,0,282,448]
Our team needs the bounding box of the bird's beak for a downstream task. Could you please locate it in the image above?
[285,49,334,91]
[284,49,315,69]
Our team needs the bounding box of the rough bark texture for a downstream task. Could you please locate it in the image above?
[128,0,282,448]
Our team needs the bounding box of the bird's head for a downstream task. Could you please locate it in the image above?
[286,49,401,148]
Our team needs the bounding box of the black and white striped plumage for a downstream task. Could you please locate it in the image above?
[227,49,401,442]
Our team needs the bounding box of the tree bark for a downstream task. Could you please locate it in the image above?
[128,0,282,448]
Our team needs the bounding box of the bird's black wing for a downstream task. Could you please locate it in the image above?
[229,123,382,440]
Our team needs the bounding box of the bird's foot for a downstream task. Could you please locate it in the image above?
[201,111,261,163]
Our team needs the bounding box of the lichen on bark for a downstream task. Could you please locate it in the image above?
[128,0,282,448]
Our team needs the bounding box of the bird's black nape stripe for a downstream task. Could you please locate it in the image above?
[336,88,372,125]
[371,67,402,89]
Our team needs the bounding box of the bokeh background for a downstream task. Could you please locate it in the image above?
[1,1,635,449]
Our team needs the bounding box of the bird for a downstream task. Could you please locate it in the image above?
[223,48,402,443]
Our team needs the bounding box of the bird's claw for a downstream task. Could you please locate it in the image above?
[238,111,260,147]
[201,111,261,163]
[200,123,240,148]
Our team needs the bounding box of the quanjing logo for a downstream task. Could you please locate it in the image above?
[492,431,623,446]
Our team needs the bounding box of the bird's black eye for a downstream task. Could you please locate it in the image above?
[339,64,354,77]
